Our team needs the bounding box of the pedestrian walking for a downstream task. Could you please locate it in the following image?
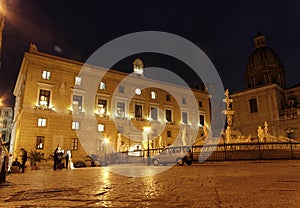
[20,148,27,173]
[65,150,71,169]
[53,144,64,170]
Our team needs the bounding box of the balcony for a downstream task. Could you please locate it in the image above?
[280,108,300,119]
[35,105,54,112]
[131,117,147,122]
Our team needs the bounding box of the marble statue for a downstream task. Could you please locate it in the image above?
[257,126,264,142]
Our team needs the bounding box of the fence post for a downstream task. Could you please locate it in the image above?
[223,141,227,160]
[257,139,262,160]
[290,139,294,159]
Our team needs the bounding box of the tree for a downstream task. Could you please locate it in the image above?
[28,150,44,166]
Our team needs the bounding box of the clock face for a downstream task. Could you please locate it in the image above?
[135,88,141,95]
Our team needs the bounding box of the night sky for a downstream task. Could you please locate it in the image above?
[1,0,300,106]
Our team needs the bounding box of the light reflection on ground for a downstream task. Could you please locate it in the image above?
[104,164,173,177]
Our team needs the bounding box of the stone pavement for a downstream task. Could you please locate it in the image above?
[0,160,300,207]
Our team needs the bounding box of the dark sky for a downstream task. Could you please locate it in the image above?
[1,0,300,106]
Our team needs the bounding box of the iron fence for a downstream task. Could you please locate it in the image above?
[115,141,300,164]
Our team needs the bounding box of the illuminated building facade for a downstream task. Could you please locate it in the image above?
[11,44,210,162]
[232,33,300,139]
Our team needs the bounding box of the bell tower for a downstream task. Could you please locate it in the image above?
[133,58,144,76]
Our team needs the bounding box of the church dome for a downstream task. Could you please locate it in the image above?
[245,33,286,88]
[246,46,283,70]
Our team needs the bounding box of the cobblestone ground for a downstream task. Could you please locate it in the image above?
[0,160,300,208]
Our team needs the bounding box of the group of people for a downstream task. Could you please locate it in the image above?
[11,148,27,173]
[10,145,72,173]
[53,144,72,170]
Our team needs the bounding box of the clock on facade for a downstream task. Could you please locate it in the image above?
[135,88,141,95]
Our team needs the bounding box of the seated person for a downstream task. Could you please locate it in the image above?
[12,158,21,166]
[11,158,21,173]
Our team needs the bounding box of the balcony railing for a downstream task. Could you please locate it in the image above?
[280,108,299,119]
[35,105,54,111]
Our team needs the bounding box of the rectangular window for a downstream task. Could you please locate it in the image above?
[150,107,158,120]
[166,94,171,101]
[72,121,80,130]
[2,120,7,128]
[249,98,258,113]
[98,124,104,132]
[199,101,203,107]
[117,102,125,118]
[166,109,172,122]
[71,138,78,150]
[182,98,186,104]
[36,136,44,149]
[118,126,124,133]
[75,77,82,86]
[151,91,156,99]
[135,104,142,118]
[167,130,172,137]
[37,118,47,127]
[100,82,106,90]
[97,99,107,116]
[119,86,125,93]
[152,129,158,137]
[199,114,205,127]
[72,95,83,113]
[182,112,188,124]
[42,70,51,80]
[39,90,50,106]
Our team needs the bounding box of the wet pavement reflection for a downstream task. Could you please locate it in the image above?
[1,161,300,207]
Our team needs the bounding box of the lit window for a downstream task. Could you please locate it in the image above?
[119,86,124,93]
[150,107,158,120]
[166,109,172,122]
[42,70,51,80]
[39,89,50,106]
[98,124,104,132]
[72,121,80,130]
[182,112,188,124]
[151,91,156,99]
[72,95,83,114]
[116,102,125,118]
[36,136,44,149]
[38,118,47,127]
[75,77,82,86]
[182,98,186,104]
[100,82,106,90]
[71,138,78,150]
[97,99,107,116]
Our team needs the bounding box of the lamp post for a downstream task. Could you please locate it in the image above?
[143,126,151,165]
[103,138,108,166]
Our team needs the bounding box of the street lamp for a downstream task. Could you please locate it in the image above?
[143,126,151,165]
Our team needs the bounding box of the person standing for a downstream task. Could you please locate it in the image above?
[20,148,27,173]
[53,144,61,170]
[65,150,71,169]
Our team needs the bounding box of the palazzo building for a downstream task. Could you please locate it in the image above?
[232,33,300,140]
[11,44,210,162]
[0,106,13,147]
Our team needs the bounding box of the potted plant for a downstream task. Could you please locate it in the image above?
[28,150,44,170]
